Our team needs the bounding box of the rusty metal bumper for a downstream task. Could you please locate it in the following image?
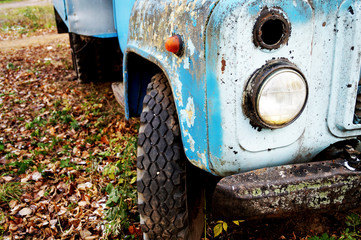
[212,159,361,220]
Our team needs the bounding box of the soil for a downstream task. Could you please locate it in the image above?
[0,33,68,50]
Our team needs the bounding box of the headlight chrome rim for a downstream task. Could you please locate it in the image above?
[245,60,308,129]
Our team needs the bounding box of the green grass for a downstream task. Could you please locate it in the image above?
[0,5,55,34]
[0,182,23,204]
[309,213,361,240]
[103,134,139,238]
[0,0,23,4]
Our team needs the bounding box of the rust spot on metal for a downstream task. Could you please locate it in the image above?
[253,7,291,50]
[221,58,226,73]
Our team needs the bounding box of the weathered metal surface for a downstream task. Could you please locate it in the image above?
[52,0,117,37]
[53,0,68,28]
[113,0,136,52]
[327,0,361,136]
[204,0,361,176]
[354,85,361,124]
[253,7,291,50]
[212,159,361,220]
[119,0,361,176]
[123,0,220,173]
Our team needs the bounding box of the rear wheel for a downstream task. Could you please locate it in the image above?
[137,73,205,239]
[68,33,122,83]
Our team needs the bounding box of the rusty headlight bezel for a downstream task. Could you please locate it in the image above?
[245,60,308,129]
[253,7,291,50]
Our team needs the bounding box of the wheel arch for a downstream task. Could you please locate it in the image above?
[124,48,173,119]
[124,45,213,175]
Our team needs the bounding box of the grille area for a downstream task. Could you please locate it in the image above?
[354,78,361,124]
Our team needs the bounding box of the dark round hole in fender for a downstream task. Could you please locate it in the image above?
[253,8,291,50]
[261,19,285,45]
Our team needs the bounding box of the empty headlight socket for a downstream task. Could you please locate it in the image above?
[253,7,291,50]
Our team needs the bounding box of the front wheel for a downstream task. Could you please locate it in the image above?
[137,73,204,239]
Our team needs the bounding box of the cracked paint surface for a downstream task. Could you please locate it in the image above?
[121,0,220,173]
[205,0,361,176]
[116,0,361,177]
[180,97,196,128]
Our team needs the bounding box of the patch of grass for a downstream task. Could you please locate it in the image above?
[310,213,361,240]
[0,6,55,35]
[308,233,336,240]
[0,182,23,204]
[103,134,138,238]
[0,140,4,152]
[7,159,34,174]
[0,0,23,4]
[0,213,4,235]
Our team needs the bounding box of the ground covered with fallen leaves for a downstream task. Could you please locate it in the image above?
[0,36,140,239]
[0,36,359,240]
[2,2,361,240]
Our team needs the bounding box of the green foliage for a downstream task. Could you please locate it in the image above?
[214,221,228,238]
[0,182,23,204]
[7,159,34,174]
[308,233,336,240]
[103,134,138,238]
[310,214,361,240]
[339,213,361,240]
[0,6,55,34]
[26,116,47,130]
[213,220,245,238]
[345,213,361,230]
[6,63,17,70]
[0,211,5,236]
[0,0,23,4]
[60,158,71,168]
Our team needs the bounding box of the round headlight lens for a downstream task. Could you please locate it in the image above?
[257,69,307,126]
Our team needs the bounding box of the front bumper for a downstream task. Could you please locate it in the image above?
[212,159,361,220]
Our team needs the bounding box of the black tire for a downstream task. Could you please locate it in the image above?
[68,33,122,83]
[137,73,205,240]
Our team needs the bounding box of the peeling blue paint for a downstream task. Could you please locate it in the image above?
[114,0,137,52]
[54,0,361,177]
[205,41,223,167]
[247,0,312,23]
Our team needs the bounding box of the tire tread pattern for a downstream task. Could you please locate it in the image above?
[137,73,188,239]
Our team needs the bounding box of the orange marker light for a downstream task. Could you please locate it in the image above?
[165,35,182,55]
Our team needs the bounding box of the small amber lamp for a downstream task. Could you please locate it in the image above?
[165,35,183,56]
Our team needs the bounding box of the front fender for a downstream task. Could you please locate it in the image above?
[124,0,220,174]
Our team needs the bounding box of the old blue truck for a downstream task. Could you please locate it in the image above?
[53,0,361,239]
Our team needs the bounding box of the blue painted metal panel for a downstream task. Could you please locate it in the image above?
[113,0,136,52]
[93,33,118,38]
[204,0,361,176]
[124,0,220,173]
[53,0,361,176]
[53,0,117,37]
[53,0,69,28]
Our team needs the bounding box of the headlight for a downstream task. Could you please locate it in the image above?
[245,60,308,129]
